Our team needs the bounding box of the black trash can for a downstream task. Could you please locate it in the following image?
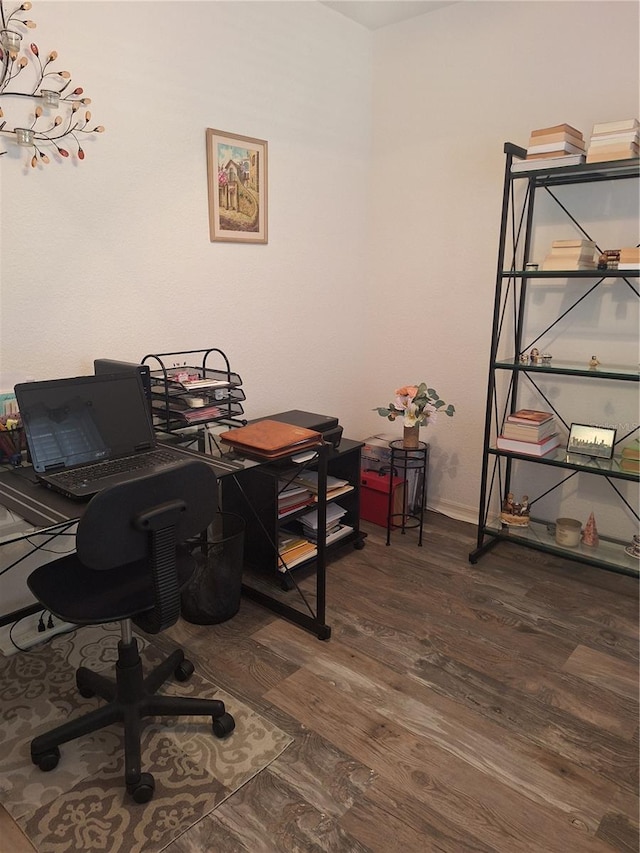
[181,512,245,625]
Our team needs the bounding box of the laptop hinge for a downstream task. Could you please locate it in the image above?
[43,464,65,473]
[134,443,153,452]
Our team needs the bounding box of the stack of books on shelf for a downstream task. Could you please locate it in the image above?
[620,445,640,474]
[512,124,586,172]
[586,118,639,163]
[496,409,561,456]
[277,481,314,518]
[277,531,317,571]
[292,470,353,502]
[541,239,597,271]
[618,247,640,271]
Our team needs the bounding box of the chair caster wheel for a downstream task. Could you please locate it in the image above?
[175,659,195,682]
[128,772,155,804]
[76,673,95,698]
[33,747,60,772]
[212,712,235,738]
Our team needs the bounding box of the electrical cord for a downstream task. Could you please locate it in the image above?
[0,520,76,578]
[8,610,45,652]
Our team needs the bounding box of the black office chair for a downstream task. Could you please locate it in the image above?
[27,460,235,804]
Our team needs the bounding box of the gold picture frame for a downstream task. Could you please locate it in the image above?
[206,128,268,243]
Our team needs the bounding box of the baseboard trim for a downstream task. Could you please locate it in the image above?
[427,498,477,526]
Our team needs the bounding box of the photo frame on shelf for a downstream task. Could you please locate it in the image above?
[206,128,268,244]
[567,423,617,460]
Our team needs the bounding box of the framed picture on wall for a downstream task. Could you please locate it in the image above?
[206,128,268,243]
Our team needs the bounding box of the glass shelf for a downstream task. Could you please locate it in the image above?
[494,359,640,381]
[483,517,638,577]
[488,447,639,482]
[507,151,639,186]
[501,269,639,279]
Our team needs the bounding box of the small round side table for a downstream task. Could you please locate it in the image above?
[386,439,428,546]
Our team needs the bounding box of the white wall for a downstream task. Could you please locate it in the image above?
[1,0,638,534]
[366,0,639,523]
[0,0,372,427]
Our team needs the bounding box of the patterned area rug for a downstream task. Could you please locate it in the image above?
[0,624,292,853]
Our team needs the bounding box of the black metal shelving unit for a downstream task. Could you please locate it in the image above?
[470,144,639,577]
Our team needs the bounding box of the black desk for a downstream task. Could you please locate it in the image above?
[0,439,341,639]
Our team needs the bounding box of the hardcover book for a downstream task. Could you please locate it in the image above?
[506,409,554,424]
[496,433,561,456]
[530,124,583,139]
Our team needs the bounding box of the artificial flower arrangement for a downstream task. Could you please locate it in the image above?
[374,383,455,428]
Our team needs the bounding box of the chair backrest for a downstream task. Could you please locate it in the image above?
[76,460,218,633]
[76,460,217,570]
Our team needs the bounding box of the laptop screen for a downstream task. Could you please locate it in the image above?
[15,373,155,473]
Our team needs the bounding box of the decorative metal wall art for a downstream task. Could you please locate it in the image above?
[0,0,104,167]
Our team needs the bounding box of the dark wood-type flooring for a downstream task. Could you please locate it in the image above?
[1,513,638,852]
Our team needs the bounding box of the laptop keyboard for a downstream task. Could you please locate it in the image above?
[49,449,179,487]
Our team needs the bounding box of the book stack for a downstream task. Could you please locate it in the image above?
[277,531,317,571]
[617,247,640,271]
[292,471,353,502]
[497,409,561,456]
[277,481,314,518]
[586,118,639,163]
[526,123,586,160]
[620,445,640,474]
[512,124,587,173]
[541,239,597,271]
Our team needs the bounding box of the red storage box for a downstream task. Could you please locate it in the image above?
[360,470,405,527]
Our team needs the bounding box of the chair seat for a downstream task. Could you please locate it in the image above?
[28,549,196,625]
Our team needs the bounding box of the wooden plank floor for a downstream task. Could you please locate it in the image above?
[1,513,638,852]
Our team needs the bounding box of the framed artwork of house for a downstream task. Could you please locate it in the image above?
[206,128,268,243]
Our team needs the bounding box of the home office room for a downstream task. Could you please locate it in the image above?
[0,0,638,850]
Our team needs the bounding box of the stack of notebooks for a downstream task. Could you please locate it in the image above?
[512,123,586,172]
[586,118,639,163]
[541,239,597,271]
[291,470,353,502]
[496,409,560,456]
[277,481,314,518]
[277,531,317,571]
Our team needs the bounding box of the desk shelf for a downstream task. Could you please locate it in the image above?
[222,438,364,637]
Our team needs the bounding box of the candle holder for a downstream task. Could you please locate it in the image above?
[41,89,60,108]
[15,128,35,146]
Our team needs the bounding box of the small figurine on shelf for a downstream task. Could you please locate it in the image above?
[519,352,528,364]
[500,492,530,527]
[581,512,599,548]
[530,347,543,364]
[589,355,600,369]
[541,352,553,364]
[625,534,640,560]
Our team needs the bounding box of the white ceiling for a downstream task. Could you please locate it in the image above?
[320,1,457,30]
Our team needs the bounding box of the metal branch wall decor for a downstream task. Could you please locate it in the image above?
[0,0,104,167]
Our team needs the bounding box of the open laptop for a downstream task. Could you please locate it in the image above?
[15,372,193,500]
